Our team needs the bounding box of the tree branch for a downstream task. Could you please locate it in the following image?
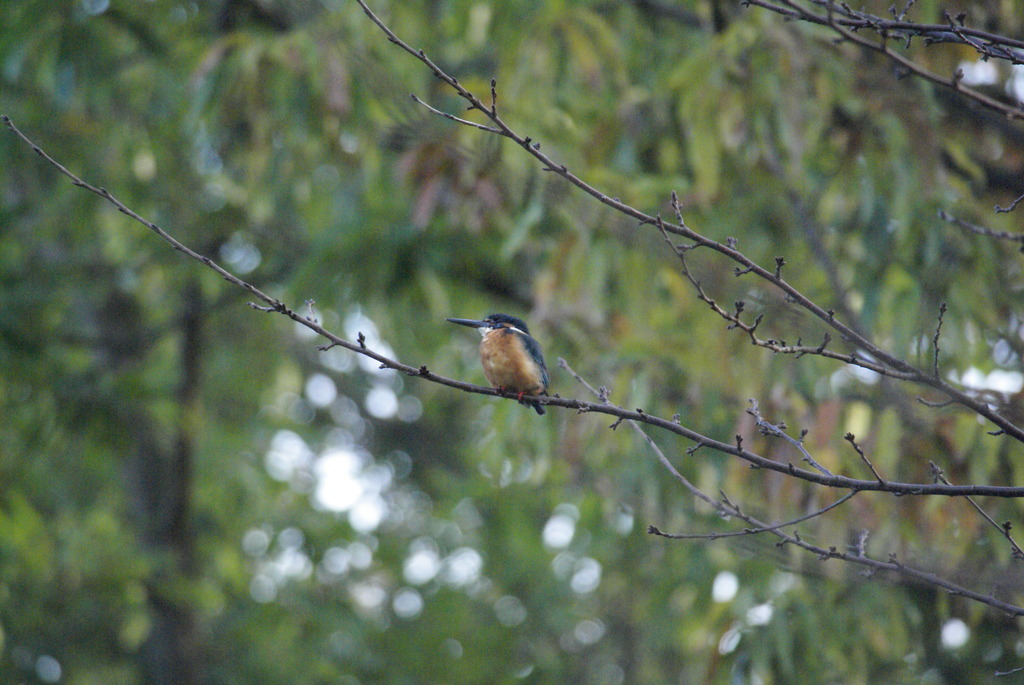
[6,72,1024,500]
[348,2,1024,443]
[559,359,1024,617]
[743,0,1024,120]
[939,209,1024,249]
[929,461,1024,561]
[747,399,834,476]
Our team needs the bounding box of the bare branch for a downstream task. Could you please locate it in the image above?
[995,192,1024,214]
[409,94,501,133]
[996,664,1024,677]
[743,0,1024,120]
[747,399,834,477]
[8,94,1024,501]
[932,302,947,378]
[844,433,886,485]
[1,116,292,316]
[615,389,1024,617]
[656,206,912,380]
[939,209,1024,249]
[929,461,1024,561]
[559,359,729,516]
[651,491,858,540]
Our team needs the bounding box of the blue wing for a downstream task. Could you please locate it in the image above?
[521,333,549,392]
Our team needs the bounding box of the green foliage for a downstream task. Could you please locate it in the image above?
[2,0,1023,683]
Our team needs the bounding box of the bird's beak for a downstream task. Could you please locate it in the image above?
[445,317,489,329]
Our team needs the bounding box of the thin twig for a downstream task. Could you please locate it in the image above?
[929,461,1024,561]
[844,433,885,485]
[939,209,1024,248]
[996,664,1024,677]
[652,492,858,540]
[995,192,1024,214]
[558,358,725,513]
[409,94,501,133]
[747,399,834,477]
[932,302,946,378]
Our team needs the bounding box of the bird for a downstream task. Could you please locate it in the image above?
[446,313,550,415]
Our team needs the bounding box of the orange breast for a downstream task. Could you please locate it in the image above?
[479,329,545,394]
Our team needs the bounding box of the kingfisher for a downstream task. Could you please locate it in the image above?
[446,313,550,415]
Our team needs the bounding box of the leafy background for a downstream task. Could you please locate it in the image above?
[2,0,1023,683]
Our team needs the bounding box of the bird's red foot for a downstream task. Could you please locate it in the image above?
[516,391,526,402]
